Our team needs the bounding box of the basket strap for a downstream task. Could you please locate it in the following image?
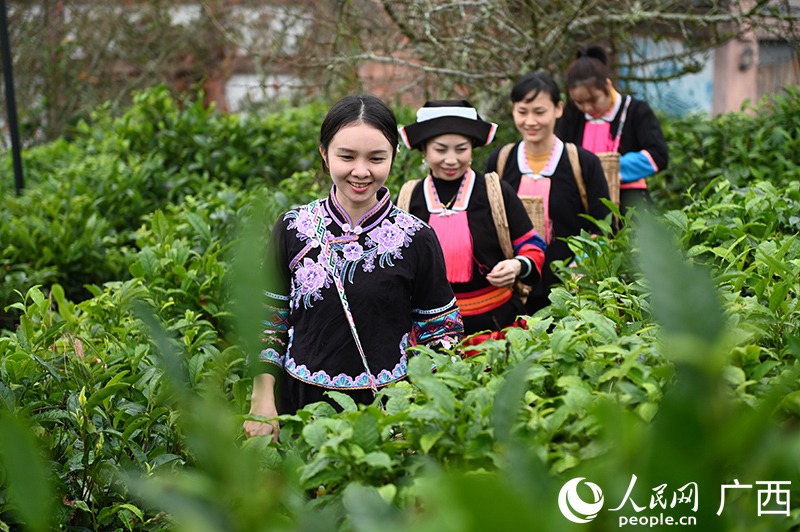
[485,172,514,260]
[566,143,589,213]
[496,142,515,179]
[396,179,420,211]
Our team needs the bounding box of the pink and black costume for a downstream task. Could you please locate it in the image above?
[556,90,669,211]
[399,100,547,337]
[485,137,610,313]
[402,169,546,335]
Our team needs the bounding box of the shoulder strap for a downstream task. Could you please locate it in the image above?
[484,172,514,260]
[309,200,377,395]
[396,179,420,211]
[566,143,589,213]
[611,95,633,151]
[496,143,515,179]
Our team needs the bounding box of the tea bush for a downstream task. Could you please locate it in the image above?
[653,86,800,209]
[2,85,800,530]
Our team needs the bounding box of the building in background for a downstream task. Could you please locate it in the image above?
[212,1,799,117]
[3,0,799,150]
[597,2,799,115]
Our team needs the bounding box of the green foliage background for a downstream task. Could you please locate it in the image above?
[1,86,800,531]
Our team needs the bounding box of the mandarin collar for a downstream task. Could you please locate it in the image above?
[585,89,623,123]
[518,138,564,178]
[325,186,393,235]
[424,169,475,214]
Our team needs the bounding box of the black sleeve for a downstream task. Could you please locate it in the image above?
[247,217,291,379]
[410,227,464,345]
[556,102,584,145]
[484,146,501,173]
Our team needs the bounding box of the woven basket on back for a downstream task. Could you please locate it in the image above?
[519,196,546,242]
[596,151,620,206]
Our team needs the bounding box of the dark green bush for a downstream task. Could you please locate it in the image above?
[655,86,800,209]
[3,83,800,530]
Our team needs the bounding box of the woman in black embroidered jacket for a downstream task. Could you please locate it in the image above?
[485,72,611,313]
[244,95,463,440]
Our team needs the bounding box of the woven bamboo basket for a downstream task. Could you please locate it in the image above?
[596,151,621,206]
[520,195,546,242]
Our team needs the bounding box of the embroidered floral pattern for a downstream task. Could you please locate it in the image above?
[284,201,424,307]
[259,192,463,392]
[394,211,420,231]
[342,241,364,261]
[293,257,330,308]
[368,219,407,255]
[284,353,408,389]
[286,208,328,245]
[294,209,318,240]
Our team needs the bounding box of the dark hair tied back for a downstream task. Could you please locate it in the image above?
[576,45,608,65]
[566,44,610,92]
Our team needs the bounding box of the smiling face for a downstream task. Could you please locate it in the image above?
[512,89,563,147]
[423,133,473,181]
[568,79,613,119]
[320,122,394,220]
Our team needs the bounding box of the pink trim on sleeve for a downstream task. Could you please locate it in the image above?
[642,149,659,172]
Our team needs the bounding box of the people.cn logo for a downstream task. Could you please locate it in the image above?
[558,477,605,524]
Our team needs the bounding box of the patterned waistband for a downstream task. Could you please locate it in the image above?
[456,286,513,316]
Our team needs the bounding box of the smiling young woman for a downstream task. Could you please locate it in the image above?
[244,95,464,441]
[321,122,394,220]
[485,72,611,313]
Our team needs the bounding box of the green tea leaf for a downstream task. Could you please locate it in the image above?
[0,412,54,532]
[492,359,532,443]
[326,390,358,413]
[359,451,392,469]
[420,431,443,454]
[636,215,724,345]
[352,412,379,451]
[302,420,330,449]
[85,383,130,412]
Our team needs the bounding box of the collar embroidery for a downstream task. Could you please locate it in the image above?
[423,169,476,215]
[517,138,564,178]
[284,191,425,310]
[327,185,392,234]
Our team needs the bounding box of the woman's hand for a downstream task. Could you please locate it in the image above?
[243,373,280,442]
[486,259,522,288]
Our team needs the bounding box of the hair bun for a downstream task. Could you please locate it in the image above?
[587,45,608,64]
[577,45,608,65]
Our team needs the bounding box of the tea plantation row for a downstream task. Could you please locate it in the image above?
[1,86,800,531]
